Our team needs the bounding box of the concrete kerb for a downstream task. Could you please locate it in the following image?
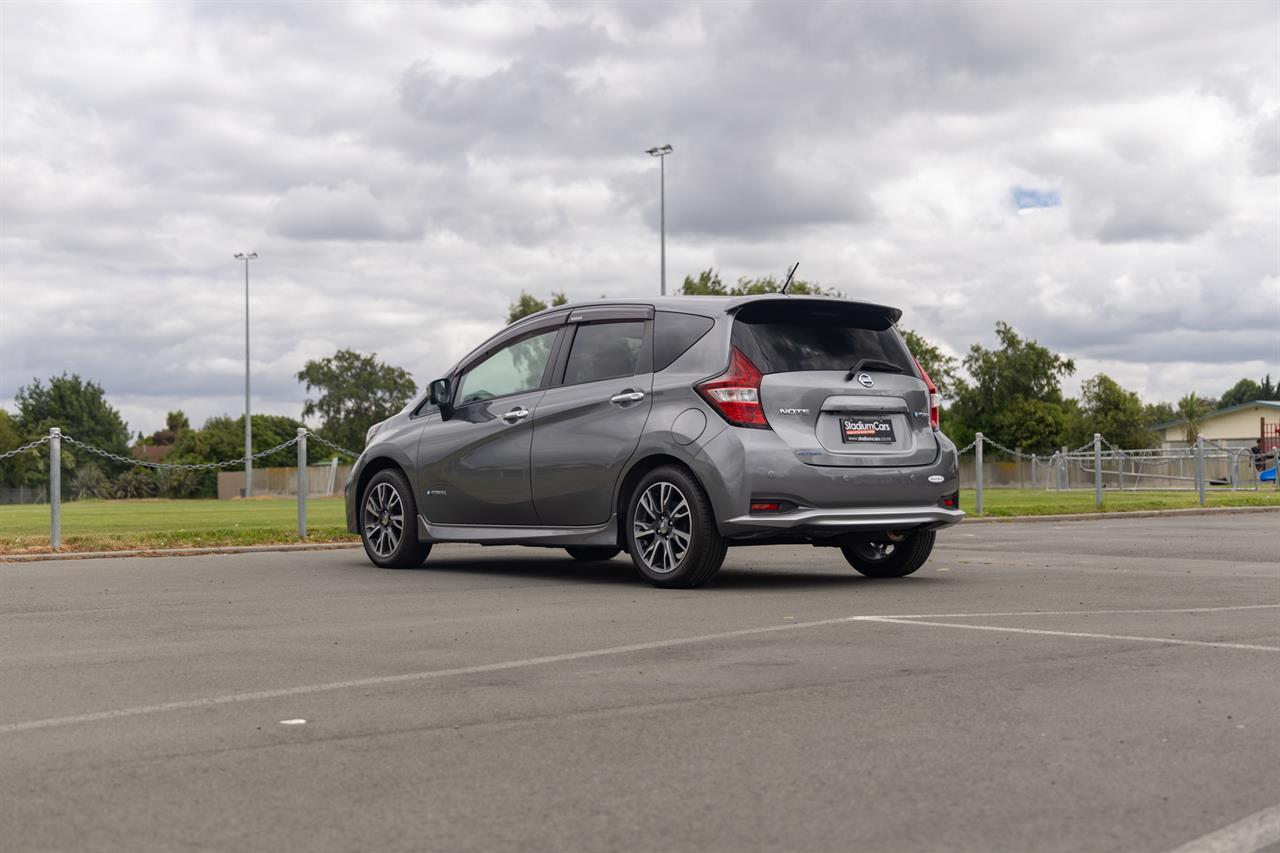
[963,505,1280,524]
[0,542,361,563]
[3,505,1277,562]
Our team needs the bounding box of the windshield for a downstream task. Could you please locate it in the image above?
[731,301,914,375]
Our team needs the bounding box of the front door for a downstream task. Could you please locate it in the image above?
[417,327,561,526]
[531,314,653,526]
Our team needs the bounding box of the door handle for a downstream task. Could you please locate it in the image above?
[610,390,645,405]
[500,406,529,424]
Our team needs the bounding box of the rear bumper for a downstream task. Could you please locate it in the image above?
[690,424,963,539]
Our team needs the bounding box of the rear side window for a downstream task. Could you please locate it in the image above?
[731,302,913,375]
[653,311,715,372]
[562,321,645,385]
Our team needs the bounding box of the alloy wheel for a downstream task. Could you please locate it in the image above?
[632,481,692,574]
[849,541,896,563]
[363,482,404,558]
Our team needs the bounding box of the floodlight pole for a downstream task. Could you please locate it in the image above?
[235,252,257,497]
[646,144,673,295]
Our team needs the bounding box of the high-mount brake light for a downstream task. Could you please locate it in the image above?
[914,358,942,431]
[696,346,770,429]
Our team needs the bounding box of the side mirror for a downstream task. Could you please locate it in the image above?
[429,378,453,418]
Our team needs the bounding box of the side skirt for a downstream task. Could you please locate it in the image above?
[416,515,619,547]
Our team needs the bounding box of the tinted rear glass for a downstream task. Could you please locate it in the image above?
[731,301,913,375]
[654,311,715,372]
[562,321,645,385]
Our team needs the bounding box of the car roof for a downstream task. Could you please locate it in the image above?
[512,294,903,325]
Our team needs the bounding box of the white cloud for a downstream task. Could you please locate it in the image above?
[1,0,1277,436]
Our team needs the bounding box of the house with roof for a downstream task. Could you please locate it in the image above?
[1150,400,1280,450]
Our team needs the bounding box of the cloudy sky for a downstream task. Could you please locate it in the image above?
[2,0,1277,436]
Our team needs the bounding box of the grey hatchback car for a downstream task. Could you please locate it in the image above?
[346,295,963,587]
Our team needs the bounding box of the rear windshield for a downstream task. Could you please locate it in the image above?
[731,301,914,375]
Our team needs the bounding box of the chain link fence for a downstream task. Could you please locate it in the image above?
[2,427,364,549]
[957,431,1278,514]
[4,425,1278,550]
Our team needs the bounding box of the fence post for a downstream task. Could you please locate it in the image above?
[1195,435,1206,507]
[1031,454,1038,491]
[49,427,61,550]
[296,428,308,540]
[1118,452,1125,492]
[1274,444,1279,492]
[1093,433,1103,508]
[975,432,984,516]
[1016,447,1024,490]
[1059,446,1068,491]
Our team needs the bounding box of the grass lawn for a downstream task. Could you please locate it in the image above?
[0,497,355,554]
[961,487,1280,517]
[1,489,1277,554]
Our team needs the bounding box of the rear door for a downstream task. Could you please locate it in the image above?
[733,300,937,468]
[530,306,654,526]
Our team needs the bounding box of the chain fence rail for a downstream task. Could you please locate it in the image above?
[3,425,1278,550]
[1,427,367,549]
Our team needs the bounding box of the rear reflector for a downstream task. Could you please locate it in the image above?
[750,501,781,513]
[939,491,959,509]
[696,346,770,429]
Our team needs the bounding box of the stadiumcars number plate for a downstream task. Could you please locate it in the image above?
[841,417,895,444]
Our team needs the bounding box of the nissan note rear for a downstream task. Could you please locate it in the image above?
[347,295,963,587]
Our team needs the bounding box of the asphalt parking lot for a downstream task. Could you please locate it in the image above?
[2,514,1278,853]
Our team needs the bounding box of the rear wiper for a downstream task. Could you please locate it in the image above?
[846,358,904,380]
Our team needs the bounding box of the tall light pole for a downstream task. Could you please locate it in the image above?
[234,252,257,497]
[645,144,673,295]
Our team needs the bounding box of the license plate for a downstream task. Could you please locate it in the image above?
[841,417,895,444]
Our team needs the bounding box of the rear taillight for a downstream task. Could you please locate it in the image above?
[914,358,942,431]
[697,346,770,429]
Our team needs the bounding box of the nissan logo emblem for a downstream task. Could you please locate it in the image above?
[856,373,874,388]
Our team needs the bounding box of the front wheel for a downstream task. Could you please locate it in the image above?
[360,469,432,569]
[840,530,935,578]
[625,466,726,588]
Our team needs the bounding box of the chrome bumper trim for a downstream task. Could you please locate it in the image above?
[725,506,965,529]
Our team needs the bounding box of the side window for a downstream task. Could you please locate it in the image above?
[562,321,645,385]
[456,329,558,405]
[654,311,715,372]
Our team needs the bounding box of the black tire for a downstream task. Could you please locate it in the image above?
[624,465,726,588]
[565,547,622,562]
[359,468,432,569]
[840,530,935,578]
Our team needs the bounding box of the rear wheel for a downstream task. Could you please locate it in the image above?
[840,530,935,578]
[360,469,432,569]
[625,466,726,588]
[564,547,621,562]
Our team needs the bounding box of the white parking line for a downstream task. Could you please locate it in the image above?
[0,614,865,735]
[1163,801,1280,853]
[874,604,1280,620]
[4,605,1275,735]
[856,616,1280,652]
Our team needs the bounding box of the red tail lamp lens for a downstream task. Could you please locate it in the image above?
[914,358,942,431]
[697,347,770,429]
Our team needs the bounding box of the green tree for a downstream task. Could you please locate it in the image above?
[1260,374,1278,400]
[1144,401,1177,428]
[507,291,568,324]
[1218,378,1262,409]
[14,374,131,490]
[1175,392,1211,443]
[946,322,1076,453]
[167,414,326,497]
[898,329,959,397]
[296,349,417,454]
[0,408,40,487]
[1075,374,1153,449]
[679,268,840,297]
